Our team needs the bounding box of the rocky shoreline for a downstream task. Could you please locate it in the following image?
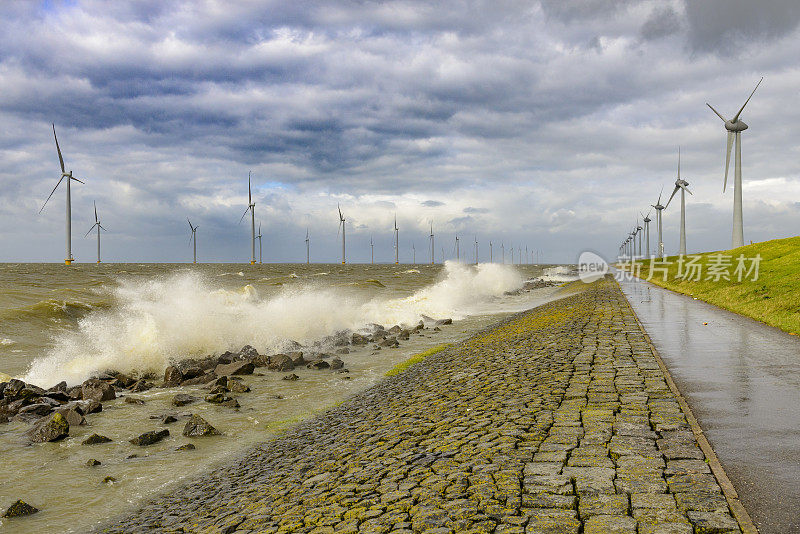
[91,279,743,533]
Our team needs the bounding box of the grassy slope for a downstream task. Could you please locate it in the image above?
[629,236,800,335]
[385,344,451,376]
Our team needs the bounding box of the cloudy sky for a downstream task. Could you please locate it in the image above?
[1,0,798,263]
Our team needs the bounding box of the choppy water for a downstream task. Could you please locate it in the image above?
[0,261,575,532]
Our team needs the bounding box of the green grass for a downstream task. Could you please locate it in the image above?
[623,236,800,335]
[385,344,451,376]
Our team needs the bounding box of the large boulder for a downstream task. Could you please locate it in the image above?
[351,333,368,345]
[182,414,221,437]
[81,379,116,402]
[82,433,112,445]
[56,407,85,426]
[129,380,153,392]
[3,500,39,518]
[267,354,294,372]
[239,345,259,360]
[4,379,26,399]
[180,372,217,386]
[27,412,69,443]
[287,351,305,366]
[214,361,254,376]
[47,381,68,392]
[306,360,330,370]
[227,380,250,393]
[162,366,183,387]
[129,429,169,446]
[216,351,237,365]
[330,358,344,370]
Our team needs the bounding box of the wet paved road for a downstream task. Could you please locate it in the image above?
[618,276,800,534]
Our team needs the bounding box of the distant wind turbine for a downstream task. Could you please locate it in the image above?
[489,241,493,263]
[256,222,263,264]
[429,222,434,264]
[393,215,399,264]
[665,147,692,255]
[707,78,763,248]
[305,228,310,264]
[187,218,198,264]
[641,210,652,258]
[41,124,85,265]
[338,205,346,264]
[239,172,256,265]
[652,188,666,258]
[474,236,478,265]
[412,243,416,265]
[84,201,106,264]
[370,235,374,265]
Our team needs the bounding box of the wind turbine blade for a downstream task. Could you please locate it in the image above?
[52,124,65,174]
[99,224,107,231]
[677,146,681,180]
[732,77,763,122]
[94,201,98,223]
[681,184,693,195]
[724,131,733,192]
[39,176,64,213]
[666,184,680,208]
[248,171,252,204]
[706,103,727,122]
[70,176,85,184]
[239,207,249,223]
[188,219,193,231]
[84,224,97,238]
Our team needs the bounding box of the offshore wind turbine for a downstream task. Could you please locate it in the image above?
[187,218,198,264]
[455,235,460,261]
[393,216,399,264]
[305,228,310,264]
[641,210,652,258]
[474,236,478,265]
[370,235,374,265]
[337,205,346,264]
[84,201,106,264]
[707,78,763,248]
[256,222,263,264]
[652,188,666,258]
[489,241,493,263]
[412,243,416,265]
[239,172,256,265]
[665,147,693,255]
[429,222,434,264]
[41,124,85,265]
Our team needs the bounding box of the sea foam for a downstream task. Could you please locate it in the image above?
[23,262,523,387]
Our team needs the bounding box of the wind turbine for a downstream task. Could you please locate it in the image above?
[455,235,460,261]
[412,243,416,265]
[635,217,643,258]
[187,218,198,264]
[393,216,399,264]
[641,210,652,258]
[525,245,529,265]
[651,188,666,259]
[474,236,478,265]
[665,147,693,255]
[256,222,263,264]
[84,201,106,264]
[305,228,310,264]
[338,205,346,265]
[239,172,256,265]
[707,78,763,248]
[489,241,493,263]
[41,124,85,265]
[370,235,374,265]
[429,222,434,264]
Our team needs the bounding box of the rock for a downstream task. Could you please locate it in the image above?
[19,403,54,417]
[172,394,198,407]
[180,372,217,386]
[81,379,116,402]
[251,354,271,367]
[163,366,183,387]
[330,358,344,370]
[176,443,196,451]
[306,360,330,370]
[433,326,441,332]
[161,414,178,424]
[379,337,399,347]
[47,381,68,392]
[267,354,294,372]
[4,379,26,398]
[42,390,70,403]
[3,500,39,518]
[111,374,135,388]
[129,429,169,446]
[204,393,231,404]
[27,412,69,443]
[183,414,221,437]
[67,385,83,400]
[216,351,237,365]
[352,332,368,345]
[18,386,46,399]
[86,459,101,467]
[124,396,145,405]
[220,398,240,409]
[129,380,153,392]
[387,325,402,334]
[79,400,103,414]
[103,476,117,484]
[283,374,299,381]
[239,345,259,360]
[435,318,453,325]
[215,361,255,376]
[56,407,86,426]
[398,329,411,340]
[207,385,229,395]
[286,352,304,366]
[228,381,250,393]
[179,364,204,379]
[82,433,113,445]
[336,347,350,355]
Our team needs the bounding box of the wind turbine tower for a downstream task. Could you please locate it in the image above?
[665,147,693,256]
[642,211,652,258]
[393,216,399,264]
[474,236,478,265]
[338,205,346,264]
[429,222,434,264]
[455,235,460,261]
[489,241,493,263]
[305,229,310,264]
[256,222,263,264]
[707,78,763,248]
[652,189,666,259]
[370,236,374,265]
[412,243,416,265]
[239,172,256,265]
[41,124,85,264]
[187,218,198,263]
[85,201,106,264]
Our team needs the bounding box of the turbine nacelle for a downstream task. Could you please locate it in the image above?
[725,119,748,132]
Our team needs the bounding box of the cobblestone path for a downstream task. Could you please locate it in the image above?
[103,280,743,533]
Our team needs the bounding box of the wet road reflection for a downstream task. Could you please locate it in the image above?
[618,276,800,534]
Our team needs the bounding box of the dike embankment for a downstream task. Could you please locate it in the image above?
[101,278,747,533]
